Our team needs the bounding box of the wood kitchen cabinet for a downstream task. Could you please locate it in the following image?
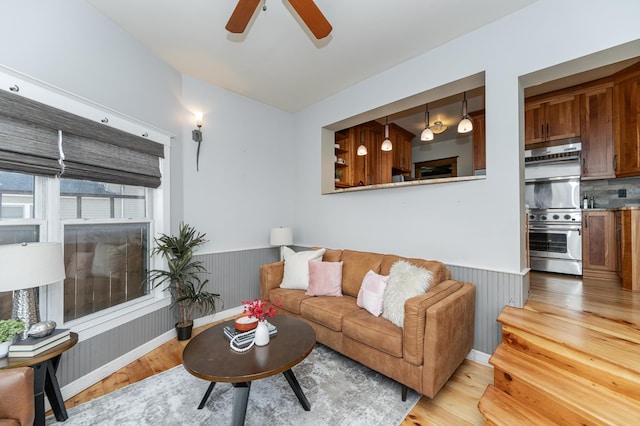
[389,123,414,175]
[614,63,640,177]
[525,93,580,147]
[580,84,615,179]
[582,210,618,279]
[617,208,640,291]
[473,111,486,172]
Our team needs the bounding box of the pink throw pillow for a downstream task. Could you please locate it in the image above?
[357,270,389,317]
[306,261,343,297]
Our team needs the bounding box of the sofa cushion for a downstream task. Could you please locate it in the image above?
[380,255,447,286]
[321,248,343,262]
[382,260,433,327]
[343,309,403,358]
[299,295,360,332]
[340,250,384,297]
[280,247,326,290]
[306,261,343,297]
[356,270,389,317]
[269,288,310,315]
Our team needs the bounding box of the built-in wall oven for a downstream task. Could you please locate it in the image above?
[525,141,582,275]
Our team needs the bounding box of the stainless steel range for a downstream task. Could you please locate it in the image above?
[525,141,582,275]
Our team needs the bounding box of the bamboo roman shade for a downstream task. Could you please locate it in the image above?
[0,89,164,188]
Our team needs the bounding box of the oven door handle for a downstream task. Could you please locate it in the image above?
[529,226,582,232]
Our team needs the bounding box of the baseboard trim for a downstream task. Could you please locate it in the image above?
[466,349,492,367]
[53,306,243,409]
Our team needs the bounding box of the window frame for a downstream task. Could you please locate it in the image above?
[0,66,173,340]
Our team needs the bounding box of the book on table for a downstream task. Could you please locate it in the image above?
[223,321,277,347]
[8,328,71,357]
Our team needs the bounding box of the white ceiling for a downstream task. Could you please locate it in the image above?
[85,0,537,113]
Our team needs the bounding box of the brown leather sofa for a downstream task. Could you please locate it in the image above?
[0,367,35,425]
[260,248,476,399]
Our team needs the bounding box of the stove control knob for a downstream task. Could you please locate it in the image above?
[541,215,547,220]
[529,215,535,220]
[564,214,571,220]
[553,214,560,220]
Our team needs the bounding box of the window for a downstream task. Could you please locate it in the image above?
[61,179,150,322]
[0,76,168,334]
[0,171,39,319]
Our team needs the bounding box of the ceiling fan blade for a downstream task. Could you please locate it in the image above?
[288,0,332,39]
[226,0,261,34]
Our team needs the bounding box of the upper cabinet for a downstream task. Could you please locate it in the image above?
[614,63,640,177]
[472,111,486,173]
[525,93,580,147]
[389,123,414,175]
[580,83,615,180]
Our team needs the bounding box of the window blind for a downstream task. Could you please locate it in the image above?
[0,89,164,188]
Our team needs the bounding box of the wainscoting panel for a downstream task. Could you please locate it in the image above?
[55,247,279,388]
[447,264,527,355]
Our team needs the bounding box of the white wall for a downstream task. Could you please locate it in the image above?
[0,0,185,228]
[292,0,640,274]
[180,76,294,253]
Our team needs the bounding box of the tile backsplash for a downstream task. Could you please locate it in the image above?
[581,176,640,208]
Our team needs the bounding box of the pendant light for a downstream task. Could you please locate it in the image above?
[357,127,367,156]
[457,91,473,134]
[420,104,434,141]
[381,117,392,151]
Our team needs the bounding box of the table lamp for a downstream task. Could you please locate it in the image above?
[0,242,65,339]
[270,227,293,261]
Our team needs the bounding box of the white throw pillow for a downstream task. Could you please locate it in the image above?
[279,247,326,290]
[356,270,389,317]
[382,260,433,327]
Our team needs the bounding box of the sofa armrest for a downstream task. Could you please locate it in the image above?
[259,261,284,301]
[0,367,35,425]
[422,282,476,398]
[403,280,468,365]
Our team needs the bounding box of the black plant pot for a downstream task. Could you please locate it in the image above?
[175,321,193,341]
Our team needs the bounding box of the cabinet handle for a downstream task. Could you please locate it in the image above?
[582,158,586,173]
[541,125,544,139]
[613,154,617,171]
[584,216,588,228]
[546,124,549,140]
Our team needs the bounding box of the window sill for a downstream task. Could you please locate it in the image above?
[64,294,171,341]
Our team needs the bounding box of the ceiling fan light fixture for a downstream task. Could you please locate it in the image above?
[457,91,473,134]
[381,116,392,151]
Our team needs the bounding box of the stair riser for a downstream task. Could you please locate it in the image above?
[493,367,609,426]
[501,326,640,401]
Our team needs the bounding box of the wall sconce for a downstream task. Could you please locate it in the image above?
[420,104,434,142]
[457,92,473,134]
[381,116,392,151]
[192,112,203,171]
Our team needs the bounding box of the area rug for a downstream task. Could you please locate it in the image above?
[46,344,419,425]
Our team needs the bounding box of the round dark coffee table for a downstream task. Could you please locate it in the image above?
[183,315,316,425]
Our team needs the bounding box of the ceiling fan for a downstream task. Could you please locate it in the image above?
[226,0,332,39]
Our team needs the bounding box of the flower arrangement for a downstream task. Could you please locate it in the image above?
[241,298,281,322]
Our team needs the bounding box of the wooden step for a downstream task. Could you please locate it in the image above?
[498,305,640,376]
[490,344,640,425]
[478,384,555,426]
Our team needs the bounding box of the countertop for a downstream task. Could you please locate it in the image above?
[583,205,640,212]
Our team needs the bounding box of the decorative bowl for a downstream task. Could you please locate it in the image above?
[234,315,258,332]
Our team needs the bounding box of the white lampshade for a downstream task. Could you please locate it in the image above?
[0,242,65,291]
[381,138,392,151]
[270,227,293,246]
[357,144,368,156]
[420,127,434,141]
[457,117,473,133]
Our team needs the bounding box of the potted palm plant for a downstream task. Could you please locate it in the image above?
[150,223,222,340]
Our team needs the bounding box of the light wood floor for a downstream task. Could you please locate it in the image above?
[61,271,637,425]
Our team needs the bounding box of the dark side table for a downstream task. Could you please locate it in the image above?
[0,332,78,426]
